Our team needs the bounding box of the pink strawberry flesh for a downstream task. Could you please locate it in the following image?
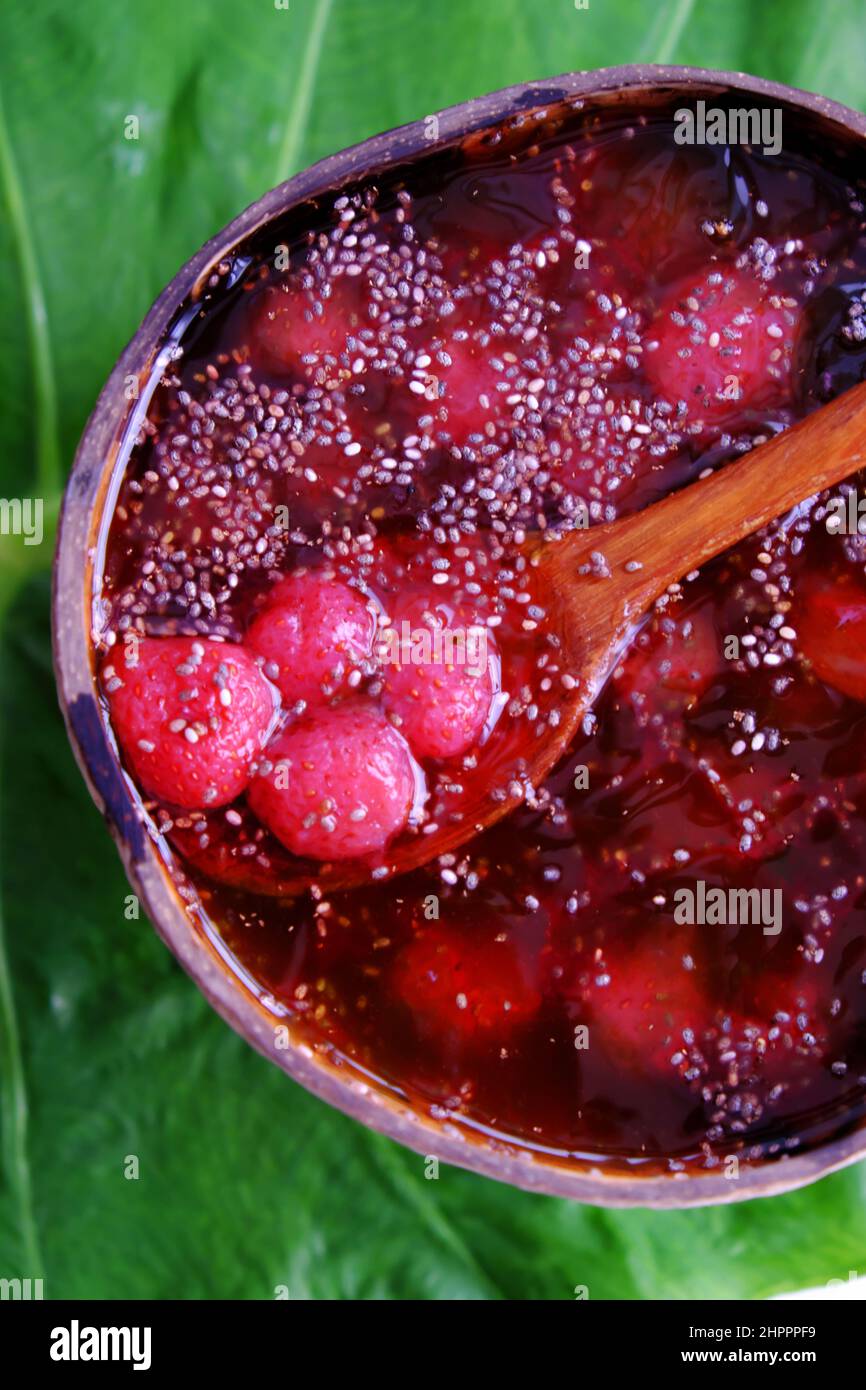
[103,636,276,810]
[392,925,541,1043]
[246,570,377,707]
[247,702,419,860]
[797,574,866,703]
[381,592,496,759]
[644,268,796,426]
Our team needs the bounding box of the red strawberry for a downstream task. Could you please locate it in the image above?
[743,965,822,1030]
[564,136,735,293]
[577,930,710,1077]
[567,917,829,1096]
[392,925,541,1042]
[407,322,506,445]
[246,569,378,707]
[614,607,720,709]
[247,703,420,860]
[704,967,829,1096]
[543,370,690,510]
[440,333,504,439]
[644,267,796,426]
[381,592,497,759]
[103,637,276,809]
[796,574,866,702]
[252,278,364,374]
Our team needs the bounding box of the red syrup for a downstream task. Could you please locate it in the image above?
[97,94,866,1171]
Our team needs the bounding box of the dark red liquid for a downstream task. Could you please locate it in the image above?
[98,93,866,1172]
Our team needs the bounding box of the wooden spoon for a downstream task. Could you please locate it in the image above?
[254,380,866,897]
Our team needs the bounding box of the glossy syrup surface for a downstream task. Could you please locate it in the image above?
[98,93,866,1172]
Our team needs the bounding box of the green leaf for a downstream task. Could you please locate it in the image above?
[2,0,866,1300]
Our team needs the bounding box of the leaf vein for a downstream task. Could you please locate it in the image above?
[0,79,61,500]
[0,839,44,1280]
[272,0,335,187]
[642,0,697,65]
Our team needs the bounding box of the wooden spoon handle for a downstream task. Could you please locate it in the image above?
[575,379,866,617]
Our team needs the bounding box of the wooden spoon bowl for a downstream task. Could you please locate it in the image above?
[245,379,866,897]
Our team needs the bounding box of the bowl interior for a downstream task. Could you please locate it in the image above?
[54,65,866,1207]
